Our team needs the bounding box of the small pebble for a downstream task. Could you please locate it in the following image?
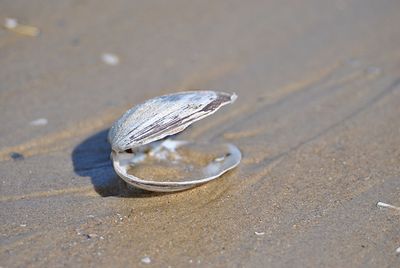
[101,53,119,66]
[255,231,265,236]
[141,256,151,264]
[10,152,24,160]
[396,247,400,254]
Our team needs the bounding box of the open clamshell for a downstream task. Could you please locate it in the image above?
[109,91,241,192]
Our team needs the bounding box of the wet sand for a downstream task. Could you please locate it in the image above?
[1,0,400,267]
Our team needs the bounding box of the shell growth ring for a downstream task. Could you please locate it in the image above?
[108,91,241,192]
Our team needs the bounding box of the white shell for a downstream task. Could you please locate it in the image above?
[108,91,237,152]
[108,90,240,192]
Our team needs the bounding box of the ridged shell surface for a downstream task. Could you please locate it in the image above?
[108,91,236,152]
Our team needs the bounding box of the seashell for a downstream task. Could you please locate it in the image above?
[109,90,241,192]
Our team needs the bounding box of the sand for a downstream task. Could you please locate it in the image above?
[1,0,399,267]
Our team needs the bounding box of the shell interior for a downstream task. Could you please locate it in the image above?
[112,139,241,192]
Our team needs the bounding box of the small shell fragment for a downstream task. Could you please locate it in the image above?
[376,201,400,211]
[101,53,120,66]
[141,256,151,264]
[4,17,40,37]
[29,118,48,126]
[109,90,240,192]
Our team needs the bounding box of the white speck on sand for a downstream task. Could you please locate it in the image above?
[101,53,120,66]
[29,118,48,126]
[141,256,151,264]
[396,246,400,254]
[4,18,18,29]
[20,224,27,227]
[255,231,265,236]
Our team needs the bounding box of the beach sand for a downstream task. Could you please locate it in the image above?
[1,0,400,267]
